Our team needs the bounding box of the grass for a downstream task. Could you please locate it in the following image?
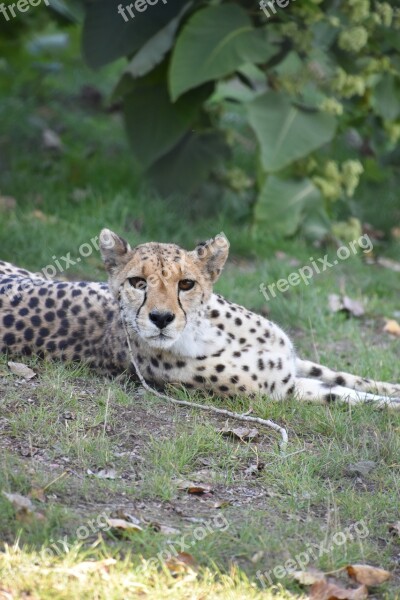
[1,23,400,600]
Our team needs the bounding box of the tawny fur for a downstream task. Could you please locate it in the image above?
[0,229,399,409]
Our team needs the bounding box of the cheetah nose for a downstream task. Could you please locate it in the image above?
[149,310,175,330]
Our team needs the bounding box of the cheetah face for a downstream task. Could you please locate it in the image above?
[99,229,229,349]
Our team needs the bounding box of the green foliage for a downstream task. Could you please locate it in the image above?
[78,0,400,238]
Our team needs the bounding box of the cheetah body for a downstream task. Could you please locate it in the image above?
[1,230,399,409]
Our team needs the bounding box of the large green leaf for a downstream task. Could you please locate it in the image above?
[372,74,400,121]
[169,4,276,101]
[124,6,189,79]
[123,66,212,169]
[247,92,336,172]
[82,0,190,69]
[254,177,322,236]
[148,132,229,196]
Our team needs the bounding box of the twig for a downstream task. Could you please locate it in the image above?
[103,388,111,436]
[42,471,69,492]
[122,321,288,452]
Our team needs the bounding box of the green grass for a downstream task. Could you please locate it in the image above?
[1,23,400,600]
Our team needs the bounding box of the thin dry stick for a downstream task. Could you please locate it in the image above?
[122,322,288,452]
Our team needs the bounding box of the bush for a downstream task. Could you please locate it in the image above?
[78,0,400,239]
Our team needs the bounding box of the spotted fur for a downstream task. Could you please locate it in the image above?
[1,229,399,409]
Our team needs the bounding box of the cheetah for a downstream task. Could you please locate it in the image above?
[0,229,399,408]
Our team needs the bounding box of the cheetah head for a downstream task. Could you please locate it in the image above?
[99,229,229,349]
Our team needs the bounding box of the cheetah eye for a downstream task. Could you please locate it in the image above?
[179,279,195,291]
[128,277,147,290]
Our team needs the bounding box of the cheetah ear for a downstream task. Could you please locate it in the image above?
[191,233,230,283]
[99,229,132,272]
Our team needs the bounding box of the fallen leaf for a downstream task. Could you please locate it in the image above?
[106,518,143,532]
[219,426,259,442]
[42,128,63,151]
[2,491,45,523]
[293,568,326,585]
[165,552,197,575]
[328,294,365,318]
[29,487,46,502]
[8,362,36,380]
[87,468,117,480]
[66,558,116,577]
[213,500,232,509]
[388,522,400,537]
[346,460,377,477]
[153,523,181,535]
[310,580,368,600]
[3,491,33,511]
[188,469,217,483]
[383,319,400,337]
[112,509,141,525]
[0,196,16,211]
[346,564,391,586]
[250,550,264,563]
[175,480,213,494]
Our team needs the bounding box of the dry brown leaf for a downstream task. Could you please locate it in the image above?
[388,521,400,537]
[383,319,400,337]
[176,480,213,494]
[328,294,365,318]
[8,361,36,380]
[219,426,259,442]
[106,518,142,532]
[293,568,326,585]
[346,564,391,586]
[165,552,197,575]
[29,487,46,502]
[310,580,368,600]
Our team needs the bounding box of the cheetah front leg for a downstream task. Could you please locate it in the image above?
[294,377,400,409]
